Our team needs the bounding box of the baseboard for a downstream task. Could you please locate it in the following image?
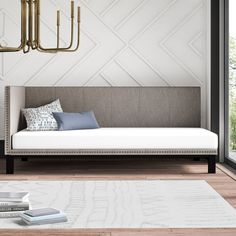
[217,163,236,181]
[225,158,236,170]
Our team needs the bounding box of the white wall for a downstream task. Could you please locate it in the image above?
[0,0,210,139]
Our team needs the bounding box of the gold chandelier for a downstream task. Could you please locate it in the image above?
[0,0,80,53]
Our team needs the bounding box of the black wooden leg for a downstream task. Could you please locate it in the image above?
[207,156,216,174]
[6,156,14,174]
[193,157,200,161]
[21,157,28,162]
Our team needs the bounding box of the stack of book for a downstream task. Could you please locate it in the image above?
[19,208,68,225]
[0,192,30,218]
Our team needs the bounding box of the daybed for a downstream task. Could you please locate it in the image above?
[4,86,218,174]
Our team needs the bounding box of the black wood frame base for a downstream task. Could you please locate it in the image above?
[5,155,217,175]
[6,156,14,174]
[207,155,216,174]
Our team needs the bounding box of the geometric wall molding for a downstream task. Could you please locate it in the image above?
[0,0,210,139]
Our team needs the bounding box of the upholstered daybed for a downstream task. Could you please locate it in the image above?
[4,86,218,174]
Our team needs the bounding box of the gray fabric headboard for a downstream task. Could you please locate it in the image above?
[24,87,200,127]
[6,86,200,133]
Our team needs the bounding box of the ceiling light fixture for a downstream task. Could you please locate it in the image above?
[0,0,80,53]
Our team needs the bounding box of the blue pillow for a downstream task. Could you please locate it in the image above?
[52,111,100,131]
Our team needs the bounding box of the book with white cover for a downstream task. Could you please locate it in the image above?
[0,211,25,218]
[0,201,29,207]
[24,208,59,217]
[19,211,67,222]
[0,192,29,202]
[21,216,68,225]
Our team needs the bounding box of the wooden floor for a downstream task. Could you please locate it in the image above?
[0,157,236,236]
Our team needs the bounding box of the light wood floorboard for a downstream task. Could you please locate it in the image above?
[0,157,236,236]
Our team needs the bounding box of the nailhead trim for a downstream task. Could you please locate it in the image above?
[6,149,217,156]
[5,87,10,154]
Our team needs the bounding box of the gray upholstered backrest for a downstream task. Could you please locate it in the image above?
[24,87,201,128]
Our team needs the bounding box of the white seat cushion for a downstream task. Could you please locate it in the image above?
[12,128,218,151]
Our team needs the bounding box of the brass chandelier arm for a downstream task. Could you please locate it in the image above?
[28,0,37,49]
[0,44,24,52]
[61,23,80,52]
[36,0,80,52]
[23,0,34,53]
[0,0,27,52]
[37,17,80,53]
[56,1,75,50]
[0,0,80,53]
[59,7,81,52]
[33,0,39,49]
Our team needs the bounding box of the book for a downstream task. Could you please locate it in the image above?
[0,211,25,218]
[19,208,68,225]
[0,206,29,212]
[21,216,68,225]
[0,202,29,212]
[0,202,29,207]
[0,192,29,202]
[24,208,60,217]
[19,212,67,222]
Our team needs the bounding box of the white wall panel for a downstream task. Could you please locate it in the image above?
[0,0,210,139]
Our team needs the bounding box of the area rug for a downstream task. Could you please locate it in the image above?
[0,180,236,229]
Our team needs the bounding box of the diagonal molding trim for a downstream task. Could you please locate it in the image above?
[0,0,210,140]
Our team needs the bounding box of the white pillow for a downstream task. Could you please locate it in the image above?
[22,99,63,131]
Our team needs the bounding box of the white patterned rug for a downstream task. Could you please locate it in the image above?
[0,180,236,229]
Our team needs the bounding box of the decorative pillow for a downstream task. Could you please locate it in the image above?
[22,99,63,131]
[52,111,100,131]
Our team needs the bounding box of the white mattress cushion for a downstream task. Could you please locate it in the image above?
[12,128,218,150]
